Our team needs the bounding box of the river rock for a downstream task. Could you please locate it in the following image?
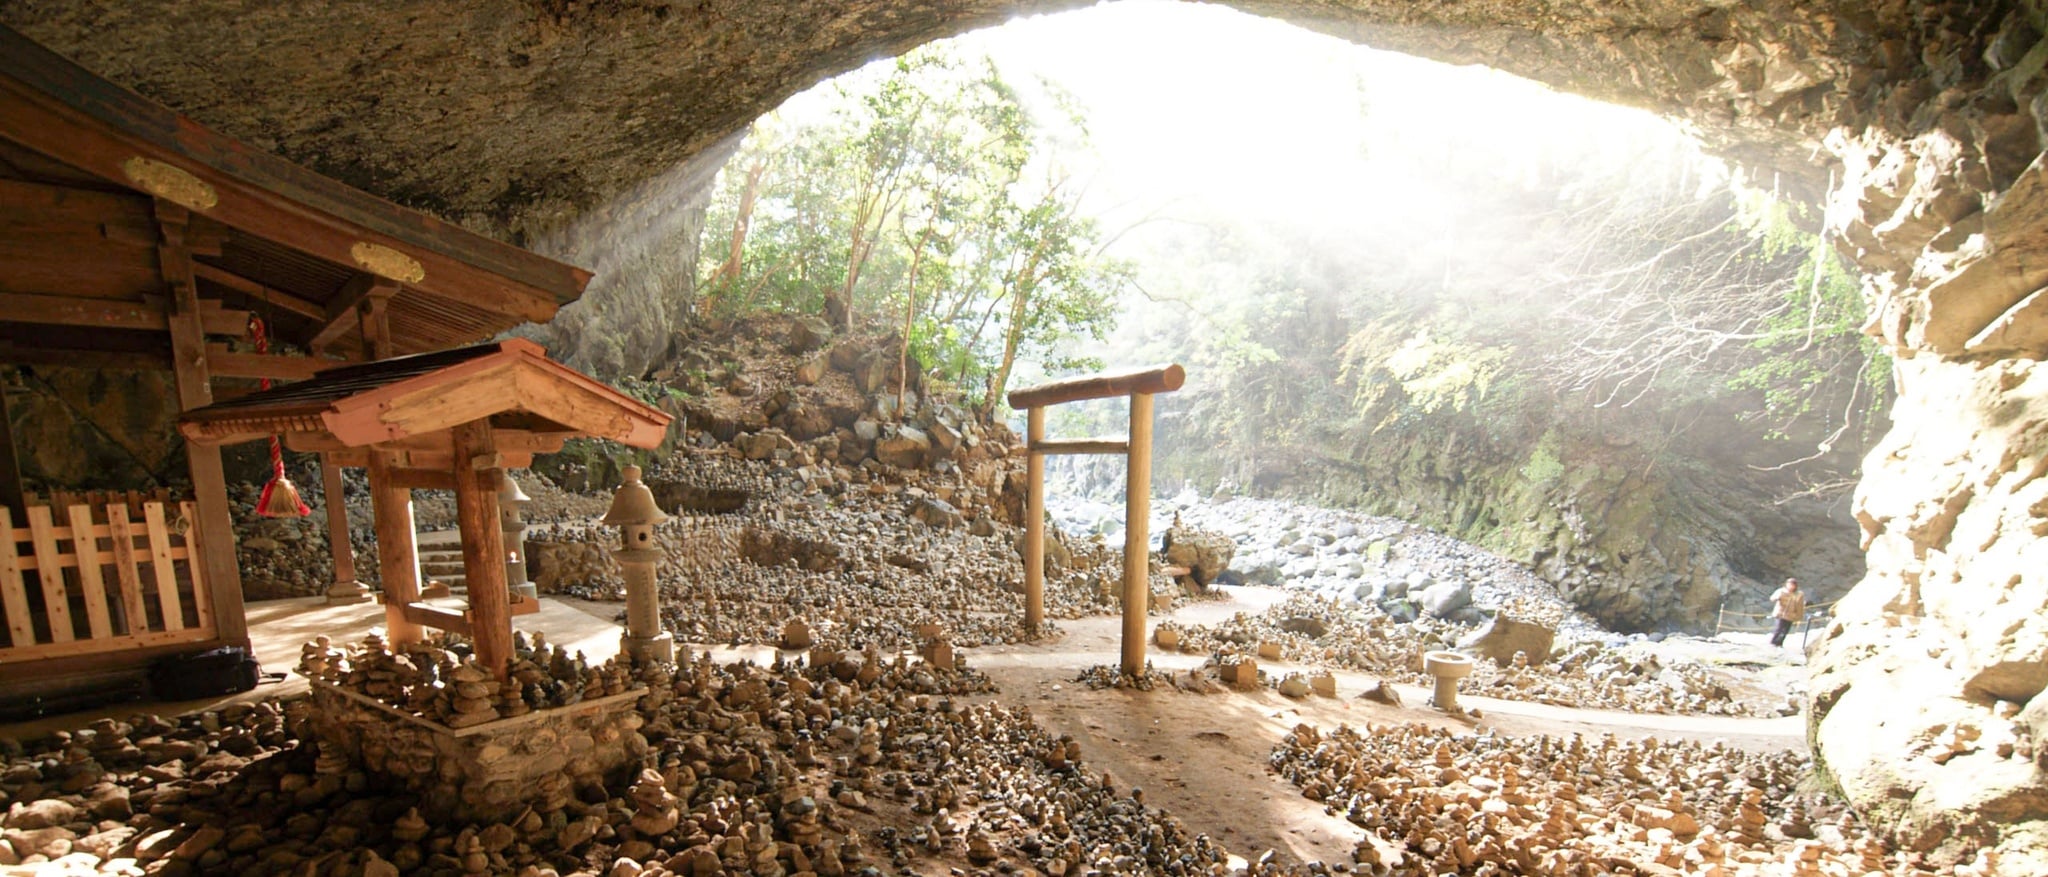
[1460,616,1557,666]
[1418,580,1472,619]
[5,798,81,830]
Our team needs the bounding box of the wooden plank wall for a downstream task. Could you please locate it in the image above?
[0,500,215,662]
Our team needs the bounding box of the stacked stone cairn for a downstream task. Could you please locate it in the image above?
[1270,722,1901,875]
[297,630,635,726]
[1159,593,1789,717]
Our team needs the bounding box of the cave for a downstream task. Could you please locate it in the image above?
[3,0,2045,867]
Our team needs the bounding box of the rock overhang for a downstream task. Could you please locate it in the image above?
[0,0,1917,242]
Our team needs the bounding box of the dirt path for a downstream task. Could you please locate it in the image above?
[551,584,1807,869]
[965,586,1805,868]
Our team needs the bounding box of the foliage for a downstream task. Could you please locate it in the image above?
[697,47,1126,413]
[1519,430,1567,486]
[1102,146,1887,506]
[1724,193,1891,449]
[1339,321,1512,432]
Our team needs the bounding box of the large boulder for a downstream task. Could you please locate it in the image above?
[1162,522,1235,587]
[735,429,795,461]
[872,426,931,469]
[1459,616,1556,666]
[909,497,963,530]
[1417,580,1472,619]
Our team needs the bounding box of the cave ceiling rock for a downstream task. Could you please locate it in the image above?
[6,1,2048,867]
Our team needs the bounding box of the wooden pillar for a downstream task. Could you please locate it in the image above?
[0,375,24,517]
[359,284,399,359]
[320,454,369,604]
[1122,392,1155,677]
[157,202,247,647]
[452,419,512,681]
[1024,406,1046,636]
[367,449,423,647]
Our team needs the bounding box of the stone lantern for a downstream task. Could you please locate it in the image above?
[603,464,672,664]
[501,473,536,601]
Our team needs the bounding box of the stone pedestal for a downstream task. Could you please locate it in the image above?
[623,629,675,665]
[325,579,372,605]
[618,546,673,664]
[307,681,648,822]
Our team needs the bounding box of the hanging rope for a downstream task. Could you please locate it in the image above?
[250,316,310,518]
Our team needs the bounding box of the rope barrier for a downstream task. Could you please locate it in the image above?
[1714,598,1837,638]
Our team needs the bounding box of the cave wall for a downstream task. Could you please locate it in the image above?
[1212,411,1868,636]
[513,134,740,378]
[1138,355,1870,636]
[1,0,2046,867]
[1804,7,2048,868]
[1,366,186,494]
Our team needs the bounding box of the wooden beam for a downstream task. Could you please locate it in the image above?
[0,291,248,335]
[0,27,587,321]
[400,602,471,637]
[0,177,149,225]
[1007,364,1186,410]
[203,345,341,381]
[0,341,332,382]
[0,635,228,686]
[157,201,246,648]
[0,341,165,372]
[452,419,512,681]
[1030,438,1131,456]
[192,264,325,320]
[301,448,531,471]
[384,466,455,492]
[283,429,564,456]
[366,449,423,647]
[306,274,385,353]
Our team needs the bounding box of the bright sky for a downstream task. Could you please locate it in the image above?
[947,0,1712,230]
[758,0,1723,287]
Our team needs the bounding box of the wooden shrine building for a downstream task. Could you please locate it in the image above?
[0,23,602,692]
[179,339,670,681]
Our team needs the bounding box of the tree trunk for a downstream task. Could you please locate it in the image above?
[982,240,1050,418]
[900,223,937,409]
[706,159,766,305]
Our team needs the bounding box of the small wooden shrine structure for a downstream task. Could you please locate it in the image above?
[179,339,671,680]
[0,23,593,689]
[1009,364,1185,676]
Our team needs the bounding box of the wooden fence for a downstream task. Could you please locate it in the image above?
[0,501,216,662]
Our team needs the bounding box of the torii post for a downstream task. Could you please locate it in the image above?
[1008,364,1186,677]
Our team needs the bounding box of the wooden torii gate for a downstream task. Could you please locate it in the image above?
[1009,364,1185,677]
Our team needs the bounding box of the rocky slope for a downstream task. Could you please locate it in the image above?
[1124,404,1866,636]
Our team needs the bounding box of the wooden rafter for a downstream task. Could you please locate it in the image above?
[283,428,568,457]
[191,263,326,321]
[0,25,588,324]
[307,274,398,353]
[0,291,249,336]
[0,339,340,380]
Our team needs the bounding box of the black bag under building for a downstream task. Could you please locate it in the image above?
[149,645,262,701]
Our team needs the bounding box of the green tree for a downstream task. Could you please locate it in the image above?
[698,47,1125,413]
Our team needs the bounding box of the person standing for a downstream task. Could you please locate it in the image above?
[1769,578,1807,647]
